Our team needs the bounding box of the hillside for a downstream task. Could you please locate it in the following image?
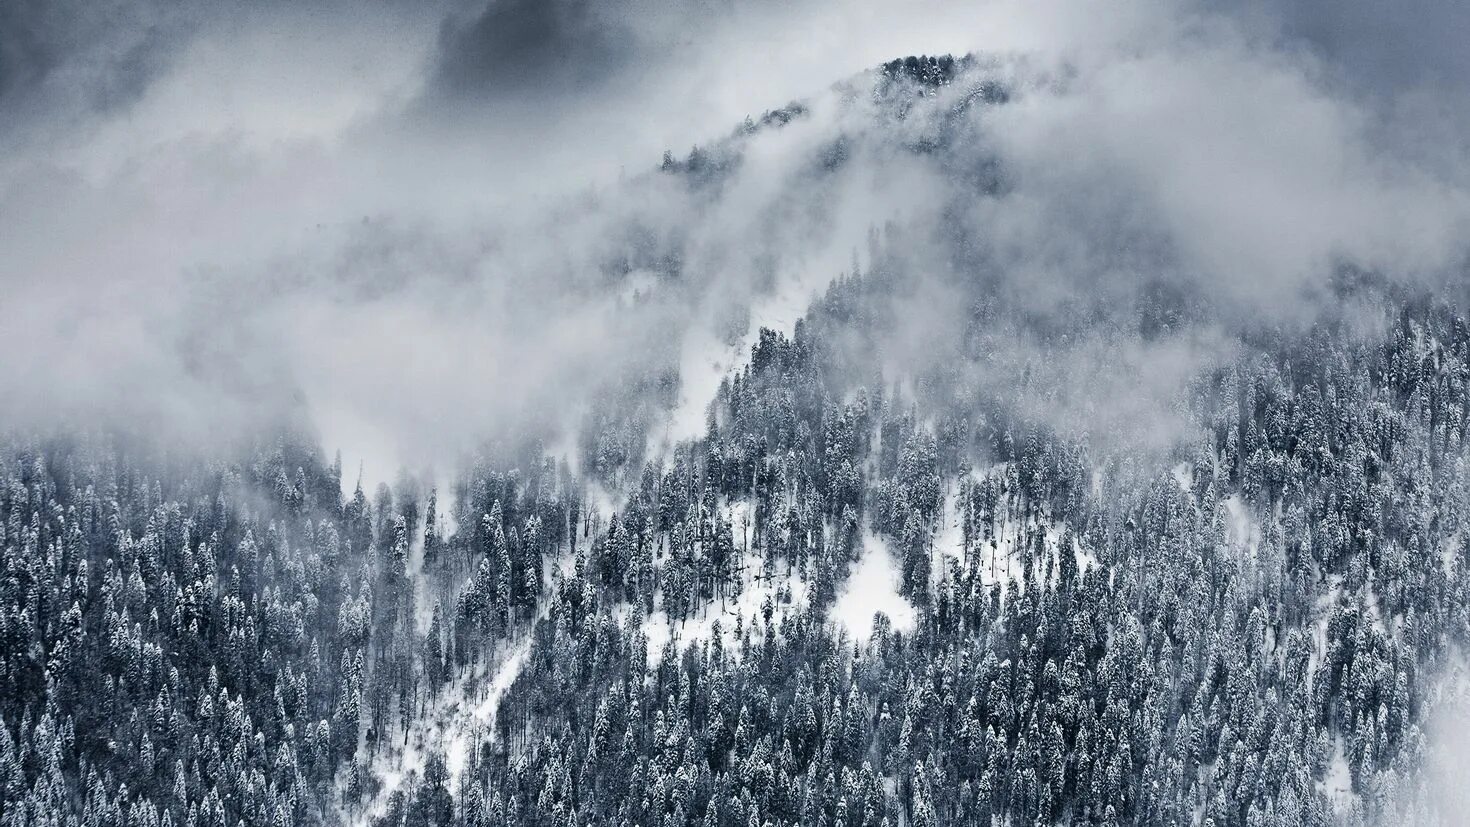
[3,54,1469,827]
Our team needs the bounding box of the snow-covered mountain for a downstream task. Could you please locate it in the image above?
[5,2,1470,825]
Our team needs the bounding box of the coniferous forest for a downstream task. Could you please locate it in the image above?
[5,3,1470,826]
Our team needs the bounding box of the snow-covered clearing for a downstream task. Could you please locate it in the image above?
[933,486,1007,589]
[345,547,576,822]
[931,477,1095,596]
[1221,494,1260,558]
[639,498,803,655]
[640,548,809,655]
[443,638,531,789]
[349,638,529,825]
[1171,462,1193,493]
[833,531,915,641]
[1316,736,1358,815]
[933,487,968,570]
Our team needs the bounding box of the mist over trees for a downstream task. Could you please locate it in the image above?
[6,218,1470,825]
[5,1,1470,825]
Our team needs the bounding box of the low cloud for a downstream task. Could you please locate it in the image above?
[1,0,1468,483]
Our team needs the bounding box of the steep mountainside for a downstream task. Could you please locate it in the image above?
[2,56,1469,827]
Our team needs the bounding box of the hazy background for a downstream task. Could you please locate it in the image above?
[2,0,1468,486]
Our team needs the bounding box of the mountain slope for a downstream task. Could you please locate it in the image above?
[1,55,1468,827]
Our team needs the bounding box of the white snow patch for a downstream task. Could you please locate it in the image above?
[639,499,801,655]
[350,638,530,826]
[640,558,807,656]
[727,499,755,549]
[1074,542,1099,575]
[1316,736,1358,814]
[1171,462,1192,493]
[934,487,967,569]
[833,531,915,641]
[345,546,576,824]
[932,483,1049,590]
[1361,578,1388,636]
[1221,494,1260,558]
[931,472,1097,598]
[443,638,530,790]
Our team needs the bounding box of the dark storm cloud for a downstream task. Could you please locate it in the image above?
[433,0,640,98]
[425,0,880,107]
[0,0,192,121]
[0,0,62,101]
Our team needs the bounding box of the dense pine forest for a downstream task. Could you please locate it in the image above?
[5,7,1470,826]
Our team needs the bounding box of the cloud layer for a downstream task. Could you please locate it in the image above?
[1,0,1467,484]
